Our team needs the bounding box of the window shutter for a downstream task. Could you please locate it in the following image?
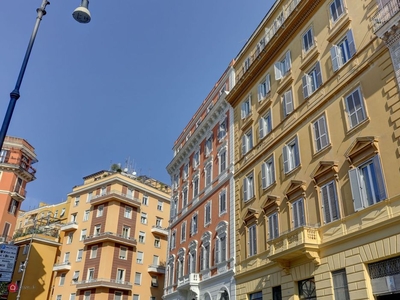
[252,228,257,255]
[347,29,356,58]
[318,117,329,149]
[294,137,300,167]
[243,178,248,201]
[315,61,323,88]
[259,118,265,139]
[258,84,263,101]
[298,199,305,226]
[293,202,299,228]
[284,90,293,115]
[241,102,245,119]
[321,185,331,223]
[330,45,341,72]
[268,216,273,239]
[261,163,267,189]
[283,145,289,173]
[215,238,220,264]
[266,74,271,93]
[285,50,292,71]
[242,135,247,155]
[273,213,279,238]
[200,248,204,271]
[349,168,363,211]
[372,155,387,201]
[221,237,226,261]
[328,182,340,221]
[274,61,282,80]
[271,155,275,183]
[302,74,310,99]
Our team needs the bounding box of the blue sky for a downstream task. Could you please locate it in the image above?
[0,0,273,210]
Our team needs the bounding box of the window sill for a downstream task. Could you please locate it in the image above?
[241,116,253,131]
[257,97,272,115]
[312,143,332,159]
[261,181,276,194]
[243,196,256,203]
[284,164,301,177]
[346,117,370,136]
[276,72,293,95]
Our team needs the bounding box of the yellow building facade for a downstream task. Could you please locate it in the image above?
[227,0,400,299]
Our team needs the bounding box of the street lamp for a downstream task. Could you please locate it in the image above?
[0,0,91,150]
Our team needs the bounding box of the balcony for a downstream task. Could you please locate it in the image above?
[148,264,166,274]
[10,186,26,201]
[53,262,71,272]
[83,232,137,247]
[0,156,36,181]
[89,190,141,207]
[177,273,200,294]
[373,0,400,38]
[151,225,168,236]
[60,222,78,231]
[76,278,132,291]
[268,226,321,269]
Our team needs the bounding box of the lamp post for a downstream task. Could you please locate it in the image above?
[0,0,92,150]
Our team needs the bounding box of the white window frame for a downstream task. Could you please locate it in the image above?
[182,187,188,208]
[345,87,366,129]
[329,0,345,23]
[141,212,147,224]
[302,27,314,53]
[204,201,211,226]
[183,163,189,180]
[205,136,213,156]
[242,129,253,155]
[181,221,186,242]
[219,190,227,215]
[320,180,340,224]
[219,148,227,174]
[193,150,200,168]
[274,50,292,80]
[268,212,279,240]
[157,200,163,211]
[241,94,252,119]
[119,247,127,260]
[261,155,275,189]
[124,206,132,219]
[90,245,98,259]
[330,29,356,72]
[283,88,294,117]
[243,172,255,202]
[259,110,272,139]
[248,224,257,257]
[138,231,145,243]
[96,205,104,217]
[76,249,83,262]
[83,210,90,221]
[313,114,330,152]
[205,162,212,186]
[136,251,144,264]
[258,74,271,101]
[283,136,300,174]
[218,118,227,140]
[193,176,199,198]
[191,213,198,236]
[292,198,305,229]
[134,272,142,285]
[302,61,323,99]
[80,229,87,241]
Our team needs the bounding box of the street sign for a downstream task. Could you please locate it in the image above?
[7,282,18,293]
[0,245,18,273]
[0,272,12,282]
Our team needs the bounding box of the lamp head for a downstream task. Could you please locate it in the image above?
[72,0,91,24]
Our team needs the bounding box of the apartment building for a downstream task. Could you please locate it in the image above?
[9,201,70,300]
[164,64,236,300]
[0,136,37,241]
[225,0,400,299]
[50,170,170,300]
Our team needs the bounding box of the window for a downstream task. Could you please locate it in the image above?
[205,136,213,156]
[200,244,210,271]
[313,115,329,151]
[154,236,161,248]
[204,202,211,225]
[243,172,255,202]
[127,188,133,198]
[219,190,227,215]
[171,197,178,217]
[282,89,294,117]
[90,245,98,259]
[136,251,144,264]
[22,245,29,255]
[170,231,176,249]
[0,149,8,163]
[241,95,252,119]
[124,206,132,218]
[119,247,127,259]
[292,198,305,229]
[96,205,104,217]
[114,291,123,300]
[193,150,200,168]
[70,213,77,223]
[141,212,147,224]
[262,155,275,189]
[156,217,162,227]
[329,0,345,23]
[259,110,272,139]
[244,56,251,71]
[205,163,212,186]
[181,222,186,242]
[268,213,279,240]
[188,251,197,274]
[64,252,70,263]
[249,292,263,300]
[133,295,140,300]
[345,87,366,129]
[298,278,316,299]
[242,129,253,155]
[182,187,188,208]
[101,186,106,196]
[173,174,179,190]
[215,235,226,264]
[84,291,91,300]
[349,155,387,211]
[87,191,92,202]
[332,269,350,300]
[283,137,300,174]
[193,176,199,197]
[56,296,62,300]
[274,50,292,80]
[122,226,130,238]
[153,255,159,265]
[183,163,189,179]
[76,249,83,261]
[258,74,271,101]
[331,29,356,72]
[142,195,148,205]
[273,286,282,300]
[321,181,340,223]
[218,148,227,174]
[157,200,163,211]
[302,61,323,98]
[94,225,101,235]
[60,208,65,217]
[134,272,142,285]
[248,224,257,257]
[218,118,227,140]
[190,213,198,236]
[72,271,80,282]
[302,27,314,53]
[59,273,66,286]
[83,210,90,221]
[67,232,73,244]
[7,199,18,215]
[139,231,145,243]
[116,269,125,283]
[74,196,80,207]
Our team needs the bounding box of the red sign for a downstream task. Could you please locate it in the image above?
[7,283,18,293]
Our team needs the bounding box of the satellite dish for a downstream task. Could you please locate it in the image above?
[123,168,128,172]
[132,171,137,176]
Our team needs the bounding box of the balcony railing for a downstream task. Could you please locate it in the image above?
[148,264,166,274]
[372,0,400,33]
[52,261,71,271]
[151,225,168,236]
[60,222,78,231]
[177,273,200,288]
[76,278,132,290]
[83,232,137,246]
[89,190,141,207]
[0,156,36,180]
[11,186,26,201]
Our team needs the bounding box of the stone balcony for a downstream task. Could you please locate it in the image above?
[177,273,200,294]
[89,190,141,207]
[373,0,400,39]
[267,225,321,270]
[83,232,137,247]
[52,261,71,272]
[60,222,78,231]
[148,264,166,274]
[151,225,168,236]
[76,278,132,291]
[10,187,26,201]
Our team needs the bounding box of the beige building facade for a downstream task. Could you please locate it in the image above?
[226,0,400,299]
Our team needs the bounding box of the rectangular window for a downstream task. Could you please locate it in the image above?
[248,224,257,257]
[57,296,62,300]
[67,232,73,244]
[205,136,213,156]
[241,95,252,119]
[313,115,329,151]
[122,226,130,238]
[83,210,90,221]
[183,163,189,179]
[258,74,271,101]
[274,50,292,80]
[205,163,212,186]
[345,87,366,129]
[96,205,104,217]
[250,291,263,300]
[136,251,144,264]
[204,202,211,225]
[84,291,91,300]
[141,212,147,224]
[349,155,387,211]
[170,231,176,250]
[331,29,356,71]
[191,214,198,235]
[114,291,123,300]
[273,286,282,300]
[90,245,98,259]
[157,200,163,211]
[283,137,300,174]
[154,236,161,248]
[74,196,80,207]
[133,295,140,300]
[7,199,18,215]
[332,269,350,300]
[261,155,275,189]
[138,231,145,243]
[116,269,125,282]
[156,217,162,227]
[193,150,200,168]
[76,249,83,261]
[72,271,80,282]
[302,27,314,53]
[134,272,142,285]
[268,213,279,240]
[292,198,305,229]
[87,191,92,202]
[321,181,340,223]
[181,222,186,242]
[259,110,272,139]
[242,129,253,155]
[94,225,101,235]
[64,252,70,263]
[218,118,227,140]
[219,149,227,173]
[124,206,132,218]
[59,273,66,286]
[142,195,148,205]
[243,172,255,201]
[330,0,345,23]
[244,56,251,71]
[193,176,199,197]
[219,190,227,214]
[302,61,323,98]
[119,247,127,259]
[283,89,294,117]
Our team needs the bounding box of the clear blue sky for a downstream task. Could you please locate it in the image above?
[0,0,273,210]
